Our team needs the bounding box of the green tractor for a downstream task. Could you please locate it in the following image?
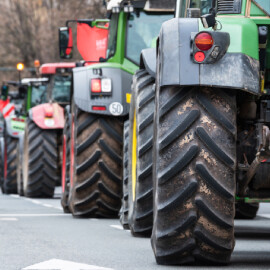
[129,0,270,265]
[58,0,174,217]
[0,79,47,194]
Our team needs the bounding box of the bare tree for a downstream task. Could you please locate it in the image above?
[0,0,106,81]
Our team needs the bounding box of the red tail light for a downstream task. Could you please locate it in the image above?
[45,107,53,118]
[194,52,205,63]
[92,106,106,111]
[91,79,102,93]
[195,32,214,51]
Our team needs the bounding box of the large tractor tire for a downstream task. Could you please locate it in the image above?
[16,140,24,196]
[120,120,129,229]
[128,70,155,237]
[152,86,236,265]
[3,133,18,194]
[235,202,259,219]
[23,119,59,198]
[69,100,123,218]
[61,109,72,213]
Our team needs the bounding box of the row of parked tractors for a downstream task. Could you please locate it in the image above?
[1,0,270,265]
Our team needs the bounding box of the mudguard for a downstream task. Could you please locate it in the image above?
[73,65,133,116]
[158,18,260,94]
[29,103,65,129]
[140,48,156,78]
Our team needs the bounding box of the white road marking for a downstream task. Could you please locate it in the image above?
[110,225,124,230]
[8,193,64,212]
[0,214,67,217]
[29,199,43,205]
[0,218,18,221]
[22,259,114,270]
[42,204,54,208]
[258,214,270,219]
[10,194,20,198]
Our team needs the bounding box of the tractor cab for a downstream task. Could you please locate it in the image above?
[20,78,49,114]
[39,63,75,106]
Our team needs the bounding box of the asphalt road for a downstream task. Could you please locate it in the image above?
[1,187,270,270]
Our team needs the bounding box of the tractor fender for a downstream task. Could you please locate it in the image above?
[29,103,65,129]
[4,116,21,139]
[158,18,260,94]
[73,65,133,116]
[140,48,156,79]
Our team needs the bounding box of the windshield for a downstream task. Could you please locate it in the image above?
[106,13,119,59]
[31,85,48,107]
[52,75,72,103]
[126,12,173,65]
[190,0,213,15]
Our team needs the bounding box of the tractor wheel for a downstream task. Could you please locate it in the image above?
[235,202,259,219]
[0,138,4,193]
[120,120,130,229]
[69,100,123,218]
[61,109,71,213]
[3,134,18,194]
[152,86,236,265]
[128,70,155,237]
[16,140,24,196]
[23,119,59,198]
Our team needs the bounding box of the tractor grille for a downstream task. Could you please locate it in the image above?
[217,0,242,14]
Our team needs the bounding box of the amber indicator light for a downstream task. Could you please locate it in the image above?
[195,32,214,51]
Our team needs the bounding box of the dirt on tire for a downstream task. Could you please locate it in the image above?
[152,85,237,265]
[128,69,155,237]
[69,100,123,218]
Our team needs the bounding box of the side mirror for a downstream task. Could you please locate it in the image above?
[1,85,9,101]
[201,13,216,28]
[59,27,73,59]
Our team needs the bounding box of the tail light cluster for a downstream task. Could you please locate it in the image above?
[91,78,112,94]
[194,32,214,63]
[192,31,230,64]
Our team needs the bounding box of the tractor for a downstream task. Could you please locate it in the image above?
[19,63,74,198]
[129,0,270,265]
[58,0,174,217]
[0,82,26,194]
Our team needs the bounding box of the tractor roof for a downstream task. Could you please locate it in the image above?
[39,63,76,75]
[21,78,49,85]
[106,0,174,11]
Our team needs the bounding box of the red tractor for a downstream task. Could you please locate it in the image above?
[18,63,75,198]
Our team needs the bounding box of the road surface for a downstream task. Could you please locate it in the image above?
[1,188,270,270]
